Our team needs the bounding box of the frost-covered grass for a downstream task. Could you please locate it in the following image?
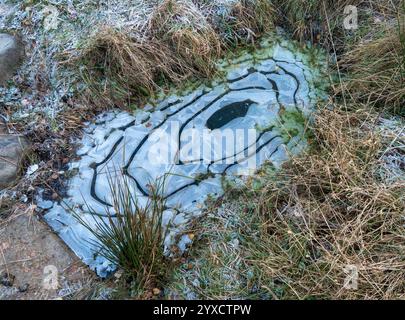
[1,0,401,121]
[0,0,404,300]
[0,0,278,215]
[166,0,405,301]
[0,0,273,121]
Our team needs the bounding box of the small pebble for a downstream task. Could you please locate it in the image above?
[0,272,15,287]
[18,283,29,292]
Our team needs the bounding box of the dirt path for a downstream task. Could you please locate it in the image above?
[0,208,95,299]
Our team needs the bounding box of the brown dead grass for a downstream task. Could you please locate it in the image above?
[270,0,363,45]
[149,0,222,77]
[75,0,277,107]
[224,0,275,45]
[168,106,405,300]
[338,25,405,115]
[78,27,196,108]
[240,107,405,299]
[270,0,401,46]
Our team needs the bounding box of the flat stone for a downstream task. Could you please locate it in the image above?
[0,135,30,189]
[0,33,24,85]
[43,39,328,276]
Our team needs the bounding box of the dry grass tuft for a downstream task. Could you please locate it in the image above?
[77,26,195,108]
[170,107,405,300]
[74,0,402,109]
[244,107,405,299]
[270,0,358,44]
[270,0,400,50]
[72,0,278,108]
[222,0,275,45]
[75,175,169,295]
[338,24,405,115]
[149,0,222,77]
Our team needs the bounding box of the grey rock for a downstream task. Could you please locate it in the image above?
[0,272,15,287]
[173,213,188,226]
[0,33,25,85]
[0,135,30,189]
[43,40,327,276]
[37,199,54,210]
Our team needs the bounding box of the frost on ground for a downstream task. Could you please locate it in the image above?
[0,0,254,123]
[167,201,261,300]
[374,117,405,184]
[42,39,328,277]
[1,0,156,121]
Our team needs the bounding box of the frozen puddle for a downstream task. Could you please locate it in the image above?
[43,39,327,277]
